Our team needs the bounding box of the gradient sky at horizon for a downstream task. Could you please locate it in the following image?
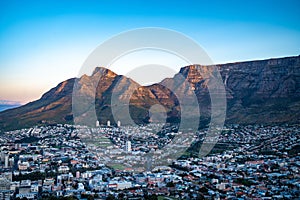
[0,0,300,104]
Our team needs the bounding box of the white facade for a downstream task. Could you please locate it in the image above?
[117,181,132,190]
[4,156,9,168]
[58,166,70,173]
[125,141,132,152]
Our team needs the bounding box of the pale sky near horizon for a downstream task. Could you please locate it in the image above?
[0,0,299,104]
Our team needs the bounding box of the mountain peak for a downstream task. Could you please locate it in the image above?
[179,65,206,82]
[92,67,117,77]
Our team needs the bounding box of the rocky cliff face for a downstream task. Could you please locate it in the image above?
[218,57,300,99]
[0,56,299,130]
[217,56,300,124]
[154,56,300,124]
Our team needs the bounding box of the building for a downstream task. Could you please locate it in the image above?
[76,171,80,179]
[78,183,85,191]
[125,141,132,152]
[0,177,10,191]
[116,181,132,190]
[58,166,70,173]
[10,181,19,191]
[18,180,34,199]
[16,193,37,200]
[1,172,12,182]
[0,152,7,162]
[18,162,29,171]
[216,183,226,190]
[4,156,9,168]
[9,157,14,168]
[30,184,39,193]
[108,180,132,190]
[0,190,12,200]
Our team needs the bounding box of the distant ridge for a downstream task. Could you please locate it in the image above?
[0,100,22,112]
[0,104,21,112]
[0,55,299,131]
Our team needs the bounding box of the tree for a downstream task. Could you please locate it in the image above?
[166,182,175,187]
[117,193,125,199]
[145,194,158,200]
[106,194,115,200]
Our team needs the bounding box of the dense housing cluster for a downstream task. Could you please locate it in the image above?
[0,123,299,199]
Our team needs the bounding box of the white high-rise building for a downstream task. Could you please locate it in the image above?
[4,155,9,168]
[125,141,132,152]
[117,121,121,127]
[96,120,100,127]
[76,171,80,179]
[9,157,14,167]
[107,120,111,126]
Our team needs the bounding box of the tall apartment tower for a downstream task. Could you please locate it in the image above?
[125,141,132,152]
[4,155,9,168]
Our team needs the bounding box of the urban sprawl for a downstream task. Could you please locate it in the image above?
[0,123,299,199]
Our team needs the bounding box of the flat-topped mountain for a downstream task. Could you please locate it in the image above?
[0,55,299,131]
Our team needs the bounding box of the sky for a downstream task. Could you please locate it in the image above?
[0,0,299,104]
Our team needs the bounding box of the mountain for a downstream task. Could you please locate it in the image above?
[72,67,160,127]
[0,78,75,130]
[217,56,300,124]
[0,67,160,130]
[0,56,299,131]
[173,56,300,124]
[0,100,22,112]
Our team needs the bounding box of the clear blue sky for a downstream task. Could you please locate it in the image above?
[0,0,299,103]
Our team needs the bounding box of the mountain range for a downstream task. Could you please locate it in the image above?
[0,100,22,112]
[0,55,299,131]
